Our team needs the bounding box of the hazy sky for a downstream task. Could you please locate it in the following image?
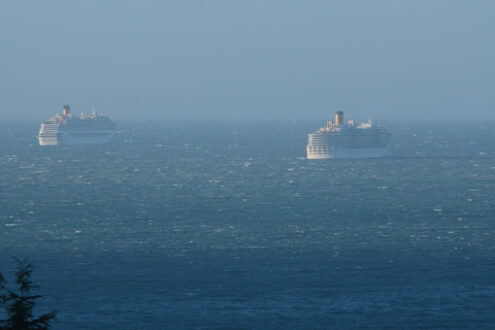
[1,1,494,120]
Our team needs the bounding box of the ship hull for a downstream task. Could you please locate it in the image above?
[38,130,115,146]
[306,129,391,159]
[306,146,390,159]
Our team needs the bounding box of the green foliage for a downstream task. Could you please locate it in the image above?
[0,258,55,330]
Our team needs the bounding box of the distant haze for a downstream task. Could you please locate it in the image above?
[1,1,494,121]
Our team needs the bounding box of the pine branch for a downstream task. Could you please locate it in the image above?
[0,258,56,329]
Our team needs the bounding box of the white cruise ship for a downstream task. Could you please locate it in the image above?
[38,105,115,146]
[307,111,391,159]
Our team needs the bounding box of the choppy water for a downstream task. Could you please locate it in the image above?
[1,120,495,329]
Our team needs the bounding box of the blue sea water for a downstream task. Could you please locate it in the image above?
[1,120,495,329]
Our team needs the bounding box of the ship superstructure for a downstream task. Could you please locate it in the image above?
[38,105,115,146]
[307,111,391,159]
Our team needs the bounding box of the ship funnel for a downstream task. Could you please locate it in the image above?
[63,105,71,116]
[335,111,344,125]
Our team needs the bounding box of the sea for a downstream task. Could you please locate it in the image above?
[1,119,495,329]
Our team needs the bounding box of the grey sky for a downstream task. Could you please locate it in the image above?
[1,1,494,120]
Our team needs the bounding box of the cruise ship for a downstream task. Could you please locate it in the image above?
[307,111,391,159]
[38,105,116,146]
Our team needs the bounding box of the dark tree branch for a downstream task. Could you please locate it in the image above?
[0,258,56,330]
